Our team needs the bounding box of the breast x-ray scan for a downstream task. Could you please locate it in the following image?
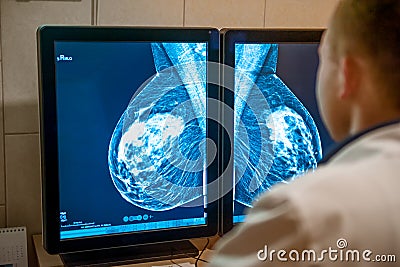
[55,41,210,239]
[233,43,326,223]
[108,43,208,212]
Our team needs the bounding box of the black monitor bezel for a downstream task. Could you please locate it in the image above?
[220,28,324,234]
[37,26,220,254]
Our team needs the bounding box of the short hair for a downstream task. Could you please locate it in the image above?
[329,0,400,106]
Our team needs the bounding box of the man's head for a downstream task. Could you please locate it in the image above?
[317,0,400,141]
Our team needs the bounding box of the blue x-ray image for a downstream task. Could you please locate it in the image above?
[234,44,322,207]
[108,43,207,211]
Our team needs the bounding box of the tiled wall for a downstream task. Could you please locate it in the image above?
[0,0,339,265]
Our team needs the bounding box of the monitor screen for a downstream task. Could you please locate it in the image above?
[220,29,336,231]
[38,26,219,255]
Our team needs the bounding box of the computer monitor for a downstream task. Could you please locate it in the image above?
[220,29,336,233]
[37,26,220,265]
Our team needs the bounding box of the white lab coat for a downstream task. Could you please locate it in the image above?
[209,122,400,266]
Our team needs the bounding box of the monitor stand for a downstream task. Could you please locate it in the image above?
[60,240,199,267]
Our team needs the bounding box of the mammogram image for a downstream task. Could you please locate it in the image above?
[107,42,321,212]
[234,44,322,207]
[108,43,207,211]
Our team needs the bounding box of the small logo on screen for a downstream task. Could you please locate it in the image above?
[57,54,73,62]
[60,211,68,222]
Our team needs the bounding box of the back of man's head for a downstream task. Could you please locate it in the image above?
[329,0,400,107]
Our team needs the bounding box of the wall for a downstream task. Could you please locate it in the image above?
[0,0,339,265]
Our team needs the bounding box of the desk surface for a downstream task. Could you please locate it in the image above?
[33,235,214,267]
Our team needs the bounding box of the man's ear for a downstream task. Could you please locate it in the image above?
[339,56,361,100]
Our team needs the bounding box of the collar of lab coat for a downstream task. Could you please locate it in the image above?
[319,119,400,165]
